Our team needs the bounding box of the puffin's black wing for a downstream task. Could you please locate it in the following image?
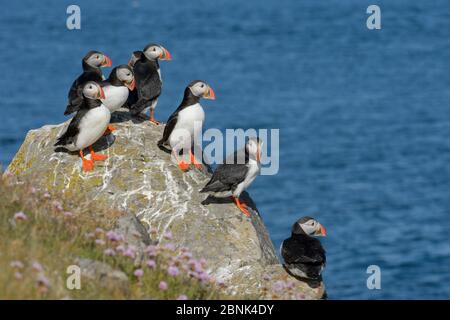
[200,153,249,193]
[54,109,89,147]
[281,236,326,265]
[129,61,162,115]
[64,71,102,115]
[157,111,178,148]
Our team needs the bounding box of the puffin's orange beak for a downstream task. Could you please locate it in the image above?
[126,79,136,91]
[256,145,261,162]
[204,86,216,100]
[99,87,106,99]
[320,225,327,236]
[102,55,112,67]
[160,47,172,61]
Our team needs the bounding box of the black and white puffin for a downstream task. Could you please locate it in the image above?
[64,50,112,115]
[157,80,215,171]
[200,137,262,217]
[55,81,111,172]
[281,216,327,280]
[127,44,171,124]
[100,64,135,133]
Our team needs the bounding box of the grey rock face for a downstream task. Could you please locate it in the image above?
[76,258,129,292]
[8,111,323,299]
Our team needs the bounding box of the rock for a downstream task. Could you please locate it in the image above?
[76,258,129,293]
[113,213,155,264]
[7,110,324,299]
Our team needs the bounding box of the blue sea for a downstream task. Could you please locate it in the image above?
[1,0,450,299]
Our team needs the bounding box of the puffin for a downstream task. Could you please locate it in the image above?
[100,64,135,133]
[200,137,262,217]
[280,216,327,281]
[55,81,111,172]
[127,44,172,124]
[64,50,112,115]
[157,80,215,171]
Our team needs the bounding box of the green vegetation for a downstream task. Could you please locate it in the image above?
[0,172,229,300]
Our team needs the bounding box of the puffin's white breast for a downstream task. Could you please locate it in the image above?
[232,159,261,197]
[75,105,111,150]
[169,103,205,149]
[101,85,129,113]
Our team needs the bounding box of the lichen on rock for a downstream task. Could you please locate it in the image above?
[7,110,324,299]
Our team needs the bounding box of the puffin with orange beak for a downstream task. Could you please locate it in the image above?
[100,64,135,133]
[158,80,215,171]
[64,50,112,115]
[200,137,262,217]
[55,81,111,172]
[281,216,327,281]
[127,44,172,124]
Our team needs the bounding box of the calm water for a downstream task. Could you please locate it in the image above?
[1,0,450,299]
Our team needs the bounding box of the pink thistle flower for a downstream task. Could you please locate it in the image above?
[10,260,24,269]
[32,262,43,272]
[95,239,106,246]
[273,280,285,292]
[3,170,13,178]
[52,200,63,211]
[163,231,173,240]
[144,245,157,256]
[43,192,51,199]
[197,271,210,283]
[167,266,179,277]
[134,269,144,278]
[164,243,175,251]
[262,274,272,281]
[36,274,50,288]
[146,260,156,269]
[14,212,28,221]
[158,281,168,291]
[177,294,188,300]
[123,247,136,259]
[115,245,125,253]
[63,211,74,218]
[106,230,123,242]
[104,248,116,256]
[29,187,37,194]
[14,272,23,280]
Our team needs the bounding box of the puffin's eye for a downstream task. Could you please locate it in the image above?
[201,84,204,88]
[153,48,156,52]
[96,55,99,59]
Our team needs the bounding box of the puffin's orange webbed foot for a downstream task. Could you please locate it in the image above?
[178,161,190,171]
[82,159,94,172]
[89,146,108,161]
[189,150,203,170]
[232,196,251,217]
[103,124,116,136]
[149,117,160,125]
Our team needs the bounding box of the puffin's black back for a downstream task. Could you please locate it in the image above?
[200,149,250,193]
[281,234,326,279]
[65,69,103,115]
[128,55,162,115]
